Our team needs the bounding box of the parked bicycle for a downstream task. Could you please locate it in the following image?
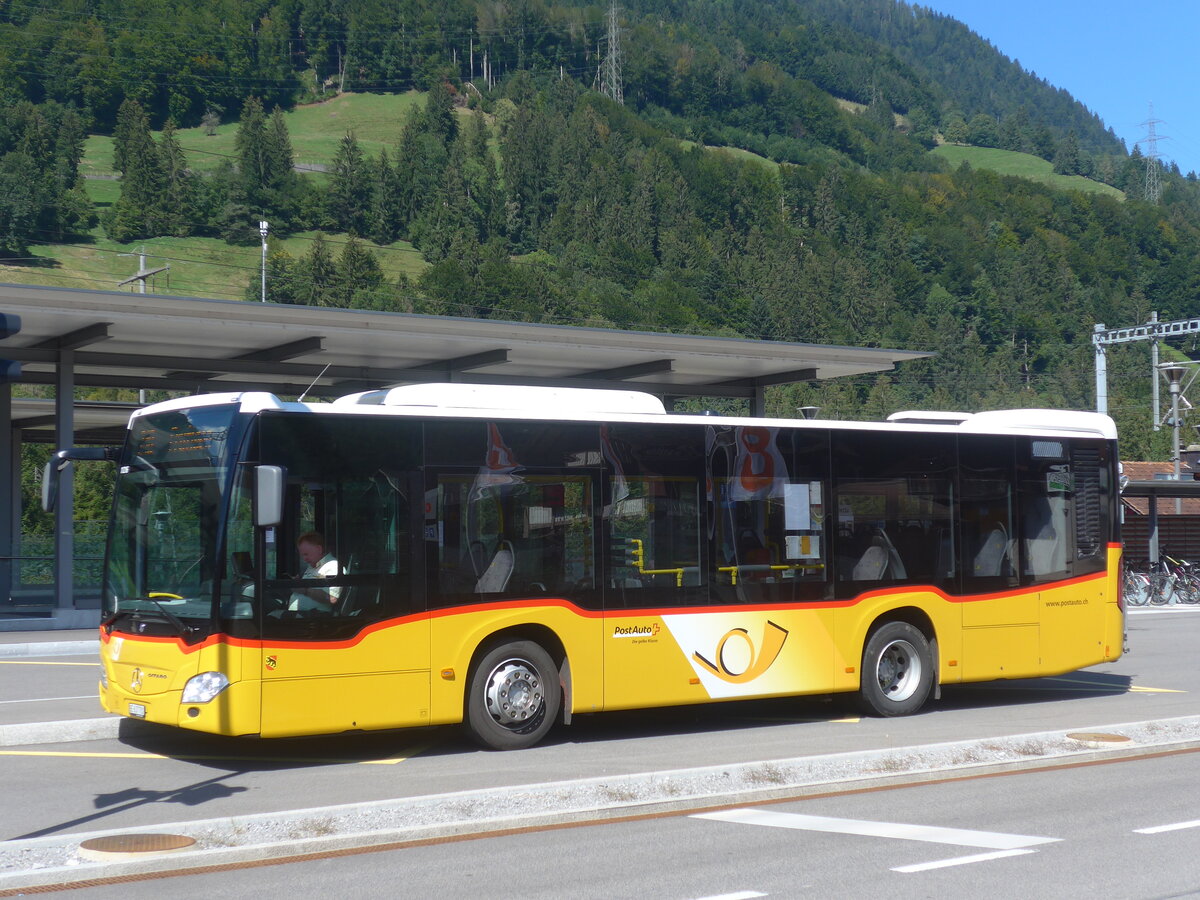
[1124,556,1200,606]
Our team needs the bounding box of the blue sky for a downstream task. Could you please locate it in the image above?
[924,1,1200,176]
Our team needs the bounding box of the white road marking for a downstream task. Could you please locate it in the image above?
[892,848,1037,873]
[1128,607,1200,614]
[693,809,1059,850]
[692,893,767,900]
[1135,819,1200,834]
[0,695,96,704]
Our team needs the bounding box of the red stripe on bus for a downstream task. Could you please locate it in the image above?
[100,568,1110,654]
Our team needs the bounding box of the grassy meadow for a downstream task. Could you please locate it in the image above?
[931,145,1125,199]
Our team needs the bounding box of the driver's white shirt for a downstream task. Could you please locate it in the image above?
[290,553,341,610]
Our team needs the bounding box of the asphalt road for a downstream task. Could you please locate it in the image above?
[0,608,1195,847]
[45,735,1200,899]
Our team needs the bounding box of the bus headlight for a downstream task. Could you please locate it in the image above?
[181,672,230,703]
[99,667,108,689]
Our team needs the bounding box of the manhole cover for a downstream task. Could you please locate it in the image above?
[79,833,196,861]
[1066,731,1131,747]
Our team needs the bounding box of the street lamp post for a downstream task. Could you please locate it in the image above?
[259,220,269,302]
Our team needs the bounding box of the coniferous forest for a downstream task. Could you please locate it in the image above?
[2,0,1198,480]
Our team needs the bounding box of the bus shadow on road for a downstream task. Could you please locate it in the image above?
[936,671,1134,710]
[111,694,859,770]
[109,672,1137,771]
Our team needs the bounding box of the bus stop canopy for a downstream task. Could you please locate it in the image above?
[3,282,929,440]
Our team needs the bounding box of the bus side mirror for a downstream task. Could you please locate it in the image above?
[42,447,119,511]
[41,459,60,512]
[256,465,284,527]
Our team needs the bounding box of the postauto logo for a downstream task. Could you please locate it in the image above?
[692,620,789,684]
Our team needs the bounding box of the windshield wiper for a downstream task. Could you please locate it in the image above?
[134,595,198,640]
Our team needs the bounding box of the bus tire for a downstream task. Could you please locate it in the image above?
[857,621,934,717]
[464,640,560,751]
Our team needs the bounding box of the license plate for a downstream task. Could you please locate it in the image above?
[128,702,146,718]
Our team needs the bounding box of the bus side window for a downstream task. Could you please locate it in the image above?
[429,471,595,603]
[1017,439,1072,584]
[832,432,955,588]
[606,477,701,590]
[960,436,1018,590]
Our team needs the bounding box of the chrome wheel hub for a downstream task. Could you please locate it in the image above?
[484,659,544,729]
[877,639,921,702]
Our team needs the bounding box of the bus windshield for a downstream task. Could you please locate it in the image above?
[104,404,246,632]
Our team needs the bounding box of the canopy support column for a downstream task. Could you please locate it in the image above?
[54,351,74,612]
[0,384,12,606]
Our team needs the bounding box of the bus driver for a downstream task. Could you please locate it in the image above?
[290,531,341,610]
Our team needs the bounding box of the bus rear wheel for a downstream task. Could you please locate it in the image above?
[858,621,934,717]
[465,640,560,750]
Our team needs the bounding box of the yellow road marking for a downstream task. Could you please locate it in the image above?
[0,743,432,765]
[0,660,97,666]
[361,743,432,765]
[1046,676,1184,694]
[736,716,861,724]
[973,676,1185,695]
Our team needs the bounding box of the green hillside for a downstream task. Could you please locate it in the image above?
[932,145,1125,199]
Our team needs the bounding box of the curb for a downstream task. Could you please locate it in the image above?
[2,715,1199,893]
[0,641,96,659]
[0,717,123,748]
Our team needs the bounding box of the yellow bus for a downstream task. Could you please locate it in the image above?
[58,383,1123,750]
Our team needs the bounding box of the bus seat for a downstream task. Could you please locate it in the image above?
[875,528,907,580]
[1025,525,1061,575]
[475,540,515,593]
[852,544,889,580]
[470,540,489,578]
[973,526,1010,577]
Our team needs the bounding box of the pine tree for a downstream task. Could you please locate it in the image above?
[0,151,39,255]
[369,148,401,244]
[299,233,336,306]
[112,98,144,175]
[326,131,372,235]
[156,120,194,236]
[246,248,299,304]
[234,97,269,210]
[264,107,295,191]
[1052,130,1081,176]
[104,99,163,241]
[336,236,385,306]
[421,79,458,145]
[392,121,422,234]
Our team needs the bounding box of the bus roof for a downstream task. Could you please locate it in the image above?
[130,385,1118,441]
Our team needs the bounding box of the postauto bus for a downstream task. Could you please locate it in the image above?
[51,383,1123,750]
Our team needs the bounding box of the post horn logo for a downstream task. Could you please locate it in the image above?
[693,620,789,684]
[129,668,143,693]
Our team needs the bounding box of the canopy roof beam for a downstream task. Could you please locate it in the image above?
[165,336,327,380]
[32,322,111,352]
[575,359,675,381]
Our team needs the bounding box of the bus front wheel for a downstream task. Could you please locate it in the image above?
[465,640,561,750]
[858,621,934,717]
